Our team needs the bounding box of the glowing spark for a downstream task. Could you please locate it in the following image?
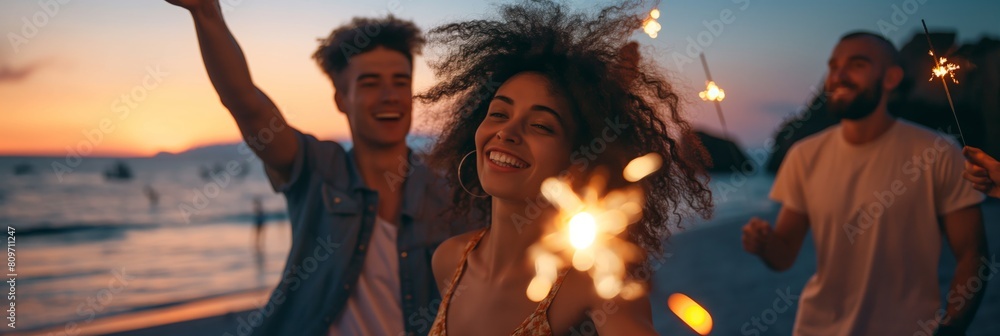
[527,153,661,301]
[526,253,560,302]
[928,51,960,83]
[526,276,552,302]
[568,212,598,249]
[642,8,661,38]
[921,19,966,146]
[668,293,713,335]
[699,81,726,102]
[624,153,663,182]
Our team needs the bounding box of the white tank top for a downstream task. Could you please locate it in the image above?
[328,217,404,336]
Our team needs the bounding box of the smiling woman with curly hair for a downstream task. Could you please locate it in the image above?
[420,1,714,335]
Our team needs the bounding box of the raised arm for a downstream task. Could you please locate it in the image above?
[166,0,298,184]
[742,207,810,272]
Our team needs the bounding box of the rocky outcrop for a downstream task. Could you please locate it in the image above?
[695,130,752,173]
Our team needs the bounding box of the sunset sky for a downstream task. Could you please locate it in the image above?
[2,0,998,157]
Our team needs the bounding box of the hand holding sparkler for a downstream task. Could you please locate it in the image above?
[962,146,1000,198]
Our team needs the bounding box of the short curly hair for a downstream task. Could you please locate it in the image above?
[418,0,714,258]
[312,15,425,90]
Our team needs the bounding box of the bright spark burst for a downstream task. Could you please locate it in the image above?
[525,154,661,301]
[699,81,726,102]
[642,9,661,39]
[928,51,960,84]
[668,293,714,335]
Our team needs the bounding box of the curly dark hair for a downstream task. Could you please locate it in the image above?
[312,15,425,90]
[418,0,714,257]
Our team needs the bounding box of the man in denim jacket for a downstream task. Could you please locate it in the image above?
[167,1,481,335]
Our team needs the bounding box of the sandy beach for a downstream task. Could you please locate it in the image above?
[16,199,994,336]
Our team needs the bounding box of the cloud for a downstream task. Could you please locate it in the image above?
[0,62,44,83]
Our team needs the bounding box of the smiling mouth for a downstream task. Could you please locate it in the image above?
[488,150,530,169]
[374,113,403,120]
[829,87,856,98]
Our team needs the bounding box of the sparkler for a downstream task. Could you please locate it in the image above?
[928,51,960,84]
[526,154,662,301]
[921,19,966,146]
[668,293,714,335]
[699,53,743,165]
[642,8,661,38]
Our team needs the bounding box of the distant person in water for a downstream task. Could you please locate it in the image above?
[741,31,987,335]
[143,184,159,208]
[253,196,266,281]
[252,196,265,250]
[963,146,1000,198]
[165,0,481,334]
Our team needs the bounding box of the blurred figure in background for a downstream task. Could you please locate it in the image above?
[143,184,159,208]
[253,196,267,251]
[742,32,988,335]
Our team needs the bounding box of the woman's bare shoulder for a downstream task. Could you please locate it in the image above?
[431,229,483,292]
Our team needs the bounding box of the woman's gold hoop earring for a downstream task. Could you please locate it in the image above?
[458,150,489,198]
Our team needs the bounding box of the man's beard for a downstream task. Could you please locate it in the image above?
[826,78,883,120]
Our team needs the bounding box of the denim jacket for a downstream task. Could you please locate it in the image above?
[248,130,481,336]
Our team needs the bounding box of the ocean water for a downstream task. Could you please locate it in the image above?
[0,152,774,332]
[1,155,292,332]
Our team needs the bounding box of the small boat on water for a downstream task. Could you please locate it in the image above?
[104,161,133,181]
[13,163,35,175]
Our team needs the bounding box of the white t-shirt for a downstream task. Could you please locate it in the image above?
[770,119,984,336]
[328,217,404,336]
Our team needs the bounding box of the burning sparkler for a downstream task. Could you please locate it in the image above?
[526,154,662,301]
[699,81,725,102]
[928,51,960,84]
[921,19,966,146]
[699,53,743,165]
[643,8,661,38]
[668,293,714,335]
